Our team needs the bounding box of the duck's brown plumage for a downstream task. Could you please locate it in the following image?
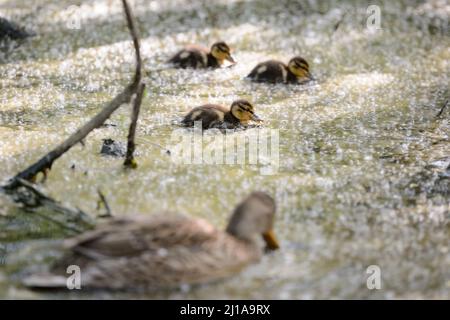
[181,104,240,129]
[181,99,260,130]
[46,216,258,289]
[247,57,311,84]
[168,42,234,69]
[168,45,217,69]
[23,192,278,290]
[247,60,296,84]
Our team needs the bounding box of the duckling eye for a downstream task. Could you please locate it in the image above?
[217,45,229,53]
[239,106,254,114]
[295,61,309,70]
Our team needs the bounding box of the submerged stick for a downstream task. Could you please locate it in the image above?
[436,100,448,118]
[3,0,143,190]
[333,12,347,33]
[124,83,145,168]
[4,179,95,233]
[97,189,113,218]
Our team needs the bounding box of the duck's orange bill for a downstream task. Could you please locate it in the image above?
[263,230,280,250]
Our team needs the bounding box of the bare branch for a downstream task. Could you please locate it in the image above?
[122,0,142,86]
[97,189,113,218]
[3,0,143,190]
[124,83,145,168]
[436,100,448,118]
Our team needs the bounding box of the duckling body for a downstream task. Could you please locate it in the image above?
[181,99,261,130]
[23,192,279,290]
[168,45,216,69]
[181,104,238,129]
[247,60,296,84]
[247,56,312,84]
[168,41,235,69]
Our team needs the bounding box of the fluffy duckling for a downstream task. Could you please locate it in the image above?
[246,56,312,84]
[168,41,235,69]
[181,99,262,130]
[23,192,279,290]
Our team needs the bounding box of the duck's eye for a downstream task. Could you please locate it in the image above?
[295,62,309,70]
[238,104,253,114]
[219,46,230,53]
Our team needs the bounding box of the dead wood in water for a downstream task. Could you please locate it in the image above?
[436,100,448,118]
[3,0,144,190]
[97,189,113,218]
[2,179,95,233]
[124,83,145,168]
[1,0,145,234]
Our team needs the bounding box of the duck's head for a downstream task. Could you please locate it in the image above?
[288,56,312,80]
[226,192,279,251]
[230,99,262,124]
[210,41,235,64]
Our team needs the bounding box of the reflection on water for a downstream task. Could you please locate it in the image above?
[0,0,449,299]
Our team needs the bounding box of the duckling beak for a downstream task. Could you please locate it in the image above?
[251,113,263,122]
[226,54,236,63]
[262,230,280,251]
[307,73,315,81]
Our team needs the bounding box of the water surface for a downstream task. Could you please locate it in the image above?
[0,0,449,299]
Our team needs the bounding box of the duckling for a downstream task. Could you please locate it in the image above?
[246,56,312,84]
[168,41,235,69]
[181,99,262,130]
[23,192,279,290]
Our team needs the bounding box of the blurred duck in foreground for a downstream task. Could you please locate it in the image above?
[181,99,262,129]
[168,41,235,69]
[246,56,313,84]
[23,192,279,290]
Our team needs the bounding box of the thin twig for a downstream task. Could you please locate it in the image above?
[4,87,134,189]
[97,189,113,218]
[436,100,448,118]
[333,12,347,34]
[124,83,145,168]
[3,0,143,190]
[122,0,142,86]
[137,136,171,155]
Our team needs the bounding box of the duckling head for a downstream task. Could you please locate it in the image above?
[230,99,262,124]
[226,192,279,251]
[288,56,312,80]
[210,41,235,64]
